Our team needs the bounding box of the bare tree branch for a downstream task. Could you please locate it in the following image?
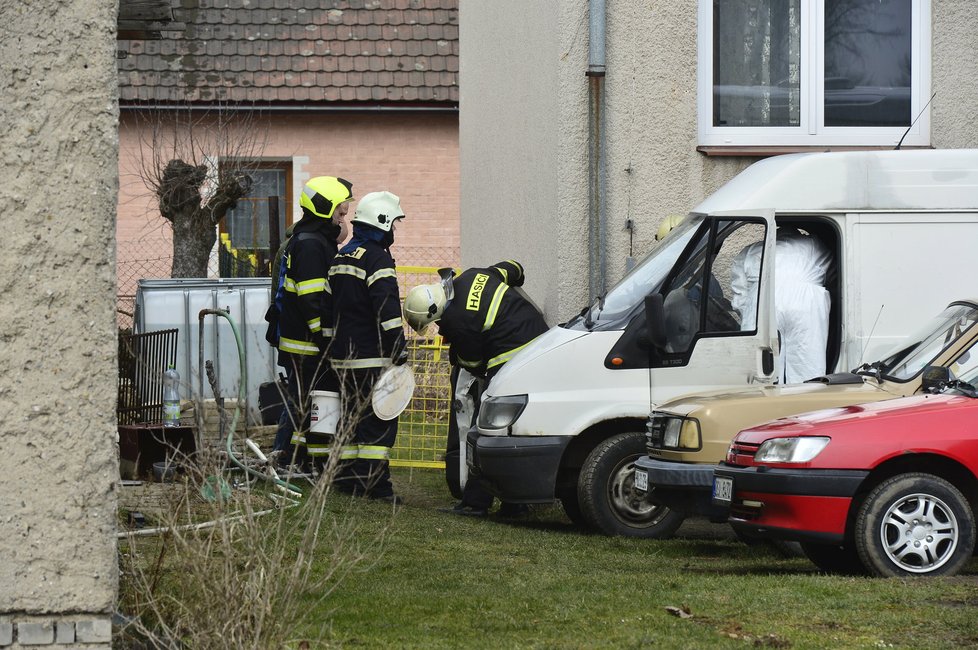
[130,102,269,277]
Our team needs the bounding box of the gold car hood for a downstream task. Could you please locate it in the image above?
[651,378,919,463]
[656,379,905,419]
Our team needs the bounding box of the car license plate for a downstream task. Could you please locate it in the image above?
[712,476,733,503]
[634,468,649,493]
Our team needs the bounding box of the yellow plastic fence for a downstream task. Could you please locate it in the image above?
[390,266,457,468]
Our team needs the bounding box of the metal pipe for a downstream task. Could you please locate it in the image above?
[587,0,607,301]
[588,0,607,76]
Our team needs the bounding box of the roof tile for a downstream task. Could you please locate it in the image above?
[119,0,458,105]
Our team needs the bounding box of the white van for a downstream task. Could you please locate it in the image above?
[468,149,978,536]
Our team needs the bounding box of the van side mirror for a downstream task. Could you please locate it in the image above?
[921,365,952,393]
[644,293,666,350]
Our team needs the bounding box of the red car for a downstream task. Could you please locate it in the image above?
[714,366,978,577]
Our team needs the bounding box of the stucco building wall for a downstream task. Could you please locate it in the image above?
[0,0,118,646]
[117,111,461,296]
[460,0,978,323]
[459,0,568,319]
[931,1,978,149]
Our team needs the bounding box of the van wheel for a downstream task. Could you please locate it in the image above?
[854,473,975,577]
[799,542,865,575]
[577,432,685,538]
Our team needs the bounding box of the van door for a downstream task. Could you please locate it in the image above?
[644,210,778,396]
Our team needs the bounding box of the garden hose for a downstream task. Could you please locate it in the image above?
[197,308,306,497]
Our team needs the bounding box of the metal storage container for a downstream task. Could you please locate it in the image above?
[134,278,277,425]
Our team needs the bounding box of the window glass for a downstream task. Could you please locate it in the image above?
[711,222,766,332]
[951,341,978,382]
[226,169,287,251]
[877,304,978,381]
[713,0,801,127]
[824,0,911,126]
[573,216,701,330]
[660,220,765,354]
[700,0,929,146]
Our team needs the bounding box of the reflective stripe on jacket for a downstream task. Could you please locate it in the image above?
[325,240,405,368]
[438,261,548,378]
[276,219,340,360]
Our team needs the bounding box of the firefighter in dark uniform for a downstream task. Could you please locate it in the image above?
[324,191,406,502]
[265,176,353,469]
[403,260,549,516]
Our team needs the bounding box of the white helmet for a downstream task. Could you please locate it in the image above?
[352,191,405,232]
[404,283,448,333]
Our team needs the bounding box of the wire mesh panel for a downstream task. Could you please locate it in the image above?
[218,235,264,278]
[118,328,179,425]
[390,266,456,468]
[116,264,459,467]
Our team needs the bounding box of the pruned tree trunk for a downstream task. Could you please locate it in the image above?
[134,107,267,279]
[158,159,252,278]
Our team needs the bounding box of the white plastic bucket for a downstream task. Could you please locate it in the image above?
[309,390,341,434]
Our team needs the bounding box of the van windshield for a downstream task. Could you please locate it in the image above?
[867,303,978,382]
[565,215,702,331]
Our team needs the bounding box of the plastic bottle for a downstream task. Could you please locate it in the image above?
[163,366,181,427]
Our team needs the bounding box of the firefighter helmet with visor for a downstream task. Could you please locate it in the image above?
[299,176,353,220]
[352,191,405,232]
[404,283,448,333]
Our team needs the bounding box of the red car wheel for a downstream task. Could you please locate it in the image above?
[855,473,976,577]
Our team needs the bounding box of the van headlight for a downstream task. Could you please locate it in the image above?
[477,395,528,431]
[754,436,830,463]
[648,414,701,451]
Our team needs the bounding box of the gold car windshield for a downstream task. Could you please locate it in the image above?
[874,304,978,382]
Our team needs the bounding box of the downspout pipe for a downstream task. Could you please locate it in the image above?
[587,0,607,302]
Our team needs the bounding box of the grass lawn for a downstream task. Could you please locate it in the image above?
[305,467,978,649]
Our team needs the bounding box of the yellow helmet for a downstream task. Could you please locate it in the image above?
[403,283,447,333]
[655,214,685,241]
[299,176,353,219]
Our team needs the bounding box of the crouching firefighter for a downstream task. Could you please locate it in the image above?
[403,260,549,517]
[324,191,407,502]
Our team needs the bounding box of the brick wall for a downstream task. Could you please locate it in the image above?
[117,110,460,296]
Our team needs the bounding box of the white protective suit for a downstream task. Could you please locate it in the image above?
[731,229,832,383]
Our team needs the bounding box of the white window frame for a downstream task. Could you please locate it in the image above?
[697,0,931,148]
